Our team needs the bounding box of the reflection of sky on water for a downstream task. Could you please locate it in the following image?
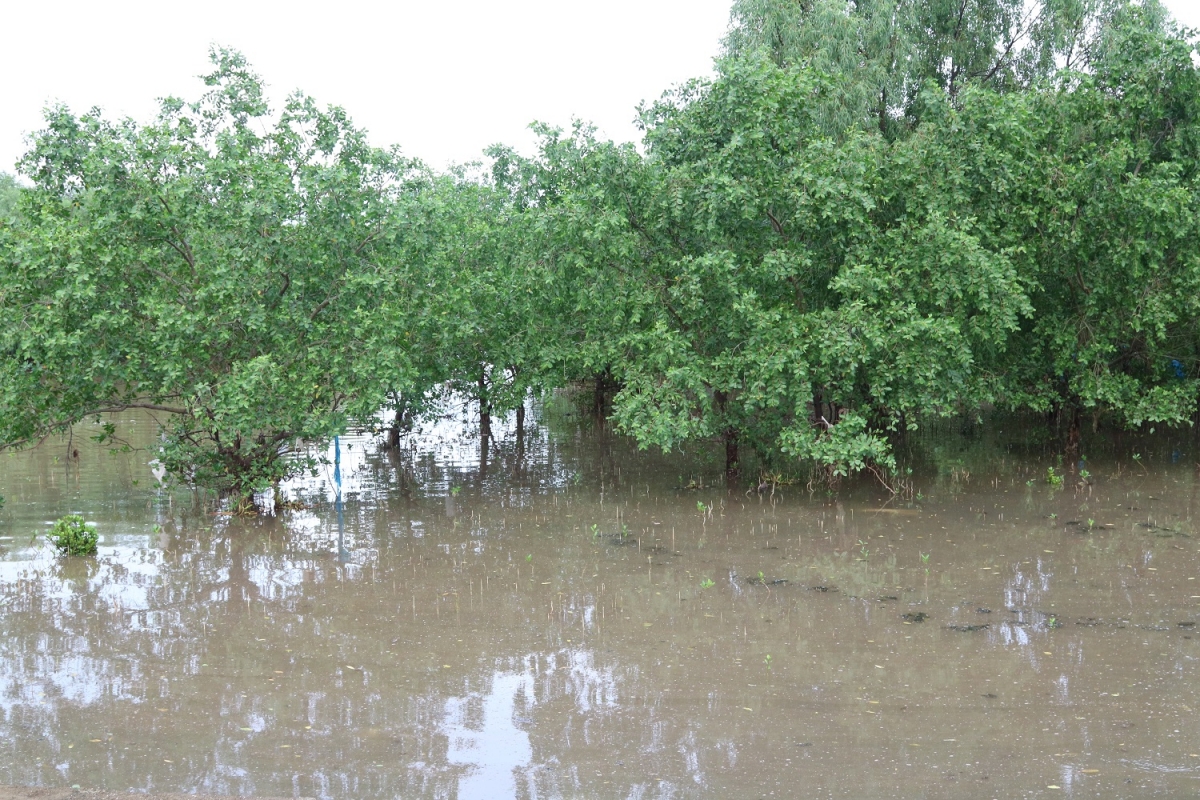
[441,650,634,799]
[3,408,1200,797]
[445,670,535,800]
[281,398,577,509]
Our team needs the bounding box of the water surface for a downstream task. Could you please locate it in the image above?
[1,407,1199,798]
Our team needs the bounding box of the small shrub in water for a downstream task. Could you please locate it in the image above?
[47,515,98,556]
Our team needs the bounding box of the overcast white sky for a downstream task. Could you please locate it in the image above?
[2,0,1198,175]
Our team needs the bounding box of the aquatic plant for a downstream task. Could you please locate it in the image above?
[47,515,98,556]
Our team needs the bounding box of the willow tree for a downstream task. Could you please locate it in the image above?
[0,49,431,507]
[723,0,1123,136]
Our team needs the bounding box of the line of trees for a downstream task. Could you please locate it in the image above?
[1,1,1197,507]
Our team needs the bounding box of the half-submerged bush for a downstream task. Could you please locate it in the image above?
[47,515,98,556]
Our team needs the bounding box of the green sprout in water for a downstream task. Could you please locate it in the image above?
[47,515,99,556]
[763,654,772,668]
[699,577,715,589]
[525,554,532,562]
[857,539,870,560]
[1046,467,1064,487]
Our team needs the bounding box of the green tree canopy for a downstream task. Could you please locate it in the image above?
[931,4,1200,443]
[723,0,1129,136]
[0,172,20,223]
[531,56,1028,479]
[0,48,433,503]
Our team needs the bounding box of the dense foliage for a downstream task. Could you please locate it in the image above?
[0,50,433,501]
[0,173,19,223]
[1,1,1197,503]
[47,514,99,556]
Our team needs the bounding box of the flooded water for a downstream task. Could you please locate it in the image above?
[1,402,1199,798]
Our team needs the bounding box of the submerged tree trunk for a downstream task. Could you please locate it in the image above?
[593,367,615,420]
[724,427,740,478]
[1193,390,1200,438]
[385,396,413,449]
[515,401,526,456]
[386,407,406,449]
[478,371,491,440]
[1065,403,1082,456]
[714,389,740,478]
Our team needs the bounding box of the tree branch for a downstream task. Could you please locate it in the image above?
[93,402,190,415]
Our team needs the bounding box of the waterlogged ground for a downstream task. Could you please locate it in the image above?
[1,404,1199,799]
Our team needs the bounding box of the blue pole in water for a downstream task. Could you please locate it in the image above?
[334,436,348,563]
[334,435,342,501]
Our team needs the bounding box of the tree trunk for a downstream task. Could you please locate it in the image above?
[1065,404,1082,456]
[713,389,740,478]
[724,427,740,478]
[812,385,824,426]
[515,401,526,455]
[1193,391,1200,438]
[386,408,402,449]
[592,367,623,420]
[478,371,491,440]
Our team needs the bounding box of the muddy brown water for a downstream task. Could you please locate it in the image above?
[1,406,1199,798]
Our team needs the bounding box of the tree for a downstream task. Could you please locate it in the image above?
[418,167,548,464]
[0,172,20,222]
[0,49,431,507]
[723,0,1123,136]
[933,4,1200,446]
[533,57,1027,480]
